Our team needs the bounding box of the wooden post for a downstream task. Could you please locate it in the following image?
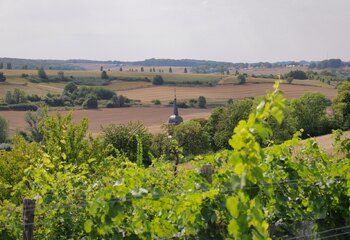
[23,199,35,240]
[201,164,212,184]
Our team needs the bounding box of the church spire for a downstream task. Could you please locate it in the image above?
[173,88,179,115]
[168,88,183,125]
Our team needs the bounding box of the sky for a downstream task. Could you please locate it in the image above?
[0,0,349,62]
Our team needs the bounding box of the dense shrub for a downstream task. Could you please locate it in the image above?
[172,120,210,156]
[152,99,161,105]
[101,70,109,79]
[291,92,332,137]
[237,74,246,84]
[198,96,206,108]
[38,68,48,80]
[287,70,308,80]
[0,72,6,82]
[152,75,164,85]
[102,122,152,165]
[0,116,8,143]
[8,103,38,111]
[83,95,98,109]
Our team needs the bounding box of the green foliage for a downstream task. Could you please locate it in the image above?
[101,70,109,79]
[83,95,98,109]
[287,70,308,80]
[206,99,253,150]
[0,72,6,82]
[237,74,246,84]
[152,75,164,85]
[333,81,350,129]
[0,116,8,143]
[1,81,350,239]
[102,122,152,165]
[198,96,207,108]
[152,99,161,105]
[5,88,28,104]
[63,82,78,95]
[37,68,48,79]
[172,120,210,156]
[286,76,294,84]
[25,108,45,142]
[291,92,331,137]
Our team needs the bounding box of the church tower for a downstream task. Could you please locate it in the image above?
[168,89,183,125]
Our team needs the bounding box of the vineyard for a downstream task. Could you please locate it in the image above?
[1,82,350,239]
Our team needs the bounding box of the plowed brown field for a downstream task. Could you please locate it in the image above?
[0,107,212,135]
[119,83,337,103]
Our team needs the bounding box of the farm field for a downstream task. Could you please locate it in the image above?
[119,83,337,103]
[0,107,212,135]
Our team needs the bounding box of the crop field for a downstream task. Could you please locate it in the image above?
[241,66,310,75]
[119,83,337,103]
[0,107,212,135]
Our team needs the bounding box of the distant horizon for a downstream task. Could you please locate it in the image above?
[1,56,348,64]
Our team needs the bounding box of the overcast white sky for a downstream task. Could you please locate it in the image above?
[0,0,349,62]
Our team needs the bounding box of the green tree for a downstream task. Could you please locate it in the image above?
[333,81,350,129]
[172,120,210,156]
[169,67,172,73]
[141,67,144,72]
[6,63,12,69]
[119,67,123,71]
[5,89,27,104]
[152,75,164,85]
[291,92,330,137]
[0,72,6,82]
[198,96,207,108]
[287,70,308,80]
[286,76,294,84]
[23,64,28,70]
[0,63,3,69]
[101,70,109,79]
[57,71,65,81]
[25,108,45,142]
[38,68,48,79]
[63,82,78,96]
[100,66,103,71]
[83,95,98,109]
[184,68,188,73]
[205,99,253,150]
[226,70,230,75]
[102,121,152,164]
[0,116,8,143]
[237,74,246,84]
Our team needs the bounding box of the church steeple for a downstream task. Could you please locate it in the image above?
[172,89,179,116]
[168,88,183,125]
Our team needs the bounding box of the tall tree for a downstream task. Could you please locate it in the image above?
[0,63,3,69]
[198,96,207,108]
[141,67,144,72]
[6,63,12,69]
[100,66,103,71]
[169,67,173,73]
[0,72,6,82]
[101,70,109,79]
[0,116,8,143]
[333,81,350,130]
[119,67,123,71]
[38,68,48,79]
[184,68,188,73]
